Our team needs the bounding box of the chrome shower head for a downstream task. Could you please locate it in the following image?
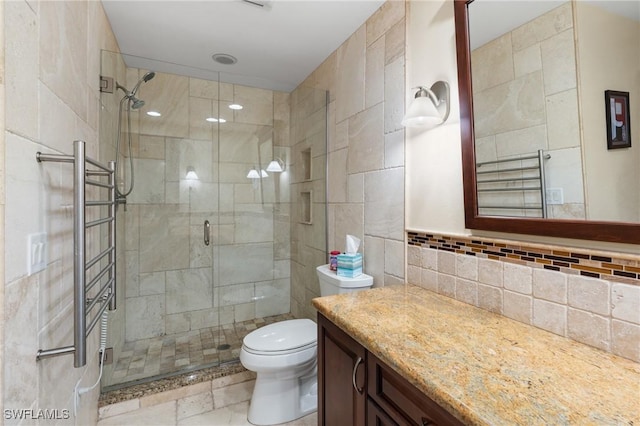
[131,71,156,97]
[130,97,145,109]
[115,71,155,109]
[142,71,156,82]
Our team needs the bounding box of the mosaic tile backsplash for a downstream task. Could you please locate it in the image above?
[405,231,640,363]
[408,232,640,285]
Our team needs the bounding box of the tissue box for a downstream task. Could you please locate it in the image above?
[337,253,363,278]
[337,266,363,278]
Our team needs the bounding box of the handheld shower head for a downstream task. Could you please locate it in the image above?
[115,71,155,110]
[143,71,156,82]
[131,71,156,97]
[114,71,155,199]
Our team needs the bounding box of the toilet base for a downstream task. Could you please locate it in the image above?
[247,363,317,425]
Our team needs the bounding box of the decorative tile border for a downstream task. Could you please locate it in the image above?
[407,231,640,286]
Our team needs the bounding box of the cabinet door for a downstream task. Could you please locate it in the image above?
[318,313,367,426]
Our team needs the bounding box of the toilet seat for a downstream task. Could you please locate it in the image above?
[243,319,317,355]
[242,341,316,356]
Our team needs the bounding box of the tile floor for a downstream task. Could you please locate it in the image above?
[107,313,294,387]
[98,370,317,426]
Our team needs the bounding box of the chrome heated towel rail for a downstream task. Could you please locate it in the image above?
[476,150,550,218]
[35,140,116,368]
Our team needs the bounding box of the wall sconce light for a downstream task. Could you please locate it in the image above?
[185,166,198,180]
[247,168,268,179]
[266,158,285,173]
[401,81,450,129]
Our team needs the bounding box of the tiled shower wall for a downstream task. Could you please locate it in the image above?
[117,68,291,342]
[291,1,407,319]
[289,87,328,320]
[471,3,585,220]
[3,1,121,423]
[407,232,640,363]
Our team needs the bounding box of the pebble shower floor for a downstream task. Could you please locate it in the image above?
[106,313,294,387]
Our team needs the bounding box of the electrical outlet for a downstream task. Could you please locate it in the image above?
[101,348,113,365]
[28,232,47,275]
[546,188,564,205]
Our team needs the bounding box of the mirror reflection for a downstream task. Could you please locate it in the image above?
[467,0,639,222]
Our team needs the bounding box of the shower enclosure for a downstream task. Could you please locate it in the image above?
[98,50,327,389]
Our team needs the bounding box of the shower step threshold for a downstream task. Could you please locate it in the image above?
[99,360,246,406]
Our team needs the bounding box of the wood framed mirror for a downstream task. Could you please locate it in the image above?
[454,0,640,244]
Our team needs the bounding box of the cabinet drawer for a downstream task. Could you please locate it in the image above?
[367,353,463,426]
[367,398,399,426]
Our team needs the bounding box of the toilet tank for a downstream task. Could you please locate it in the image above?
[316,264,373,296]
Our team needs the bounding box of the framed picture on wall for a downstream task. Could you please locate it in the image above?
[604,90,631,149]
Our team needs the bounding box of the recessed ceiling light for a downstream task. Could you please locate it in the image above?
[229,104,243,110]
[218,118,227,123]
[147,111,161,117]
[212,53,237,65]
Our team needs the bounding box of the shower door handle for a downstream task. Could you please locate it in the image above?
[204,220,210,246]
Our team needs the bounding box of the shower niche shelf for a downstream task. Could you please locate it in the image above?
[300,148,312,182]
[300,190,312,225]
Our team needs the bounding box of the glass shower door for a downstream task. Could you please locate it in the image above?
[99,52,225,387]
[213,85,292,363]
[99,50,292,389]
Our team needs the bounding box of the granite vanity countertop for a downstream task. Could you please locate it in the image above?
[312,285,640,425]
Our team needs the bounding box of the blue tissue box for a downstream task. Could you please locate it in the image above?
[337,266,363,278]
[337,253,362,267]
[337,253,363,277]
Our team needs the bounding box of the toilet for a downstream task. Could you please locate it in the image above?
[240,264,373,425]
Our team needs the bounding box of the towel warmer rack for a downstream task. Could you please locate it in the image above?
[476,150,550,218]
[35,140,117,368]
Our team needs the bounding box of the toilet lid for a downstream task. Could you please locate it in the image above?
[243,319,317,353]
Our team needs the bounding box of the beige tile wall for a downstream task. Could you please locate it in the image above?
[408,243,640,362]
[288,85,328,319]
[472,3,585,220]
[290,1,407,319]
[3,0,120,423]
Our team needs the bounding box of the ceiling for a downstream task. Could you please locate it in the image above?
[101,0,385,92]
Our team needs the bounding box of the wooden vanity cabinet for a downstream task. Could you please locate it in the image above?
[318,313,463,426]
[367,353,463,426]
[318,313,367,426]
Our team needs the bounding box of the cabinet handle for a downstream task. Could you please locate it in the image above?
[204,220,210,246]
[352,356,364,394]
